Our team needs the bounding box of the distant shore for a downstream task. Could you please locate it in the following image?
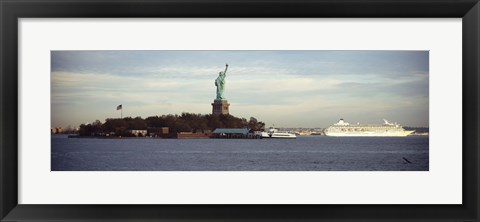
[63,133,428,139]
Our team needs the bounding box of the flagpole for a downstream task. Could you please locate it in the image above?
[117,104,123,119]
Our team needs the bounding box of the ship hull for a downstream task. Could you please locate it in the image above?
[261,132,296,139]
[325,119,415,137]
[325,130,414,137]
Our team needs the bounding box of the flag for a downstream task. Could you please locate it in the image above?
[116,104,122,110]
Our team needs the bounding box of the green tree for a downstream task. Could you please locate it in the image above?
[130,116,147,130]
[248,117,266,131]
[102,118,128,135]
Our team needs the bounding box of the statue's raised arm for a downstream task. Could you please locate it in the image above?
[224,63,228,75]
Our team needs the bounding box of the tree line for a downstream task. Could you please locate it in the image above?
[78,113,266,137]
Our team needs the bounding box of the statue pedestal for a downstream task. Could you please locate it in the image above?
[212,99,230,115]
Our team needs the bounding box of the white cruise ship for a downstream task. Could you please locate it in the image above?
[324,119,414,137]
[261,128,296,139]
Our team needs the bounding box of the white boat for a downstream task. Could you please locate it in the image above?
[261,127,296,139]
[324,119,414,137]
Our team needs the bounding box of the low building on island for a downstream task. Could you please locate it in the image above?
[212,128,259,139]
[128,129,147,137]
[176,132,212,139]
[147,127,170,138]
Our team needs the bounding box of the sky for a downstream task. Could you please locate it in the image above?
[51,50,429,128]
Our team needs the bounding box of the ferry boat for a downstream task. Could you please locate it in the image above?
[324,119,414,137]
[261,127,296,139]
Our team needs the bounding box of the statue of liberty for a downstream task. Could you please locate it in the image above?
[215,63,228,100]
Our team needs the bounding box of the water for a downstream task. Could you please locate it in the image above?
[51,135,429,171]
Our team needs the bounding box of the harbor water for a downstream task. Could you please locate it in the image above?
[51,135,428,171]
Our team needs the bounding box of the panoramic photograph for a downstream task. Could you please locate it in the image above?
[51,50,429,171]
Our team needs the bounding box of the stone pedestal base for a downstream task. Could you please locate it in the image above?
[212,99,230,115]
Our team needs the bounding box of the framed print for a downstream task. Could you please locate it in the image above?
[1,0,479,221]
[21,21,454,205]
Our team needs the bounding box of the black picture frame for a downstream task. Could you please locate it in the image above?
[1,0,479,221]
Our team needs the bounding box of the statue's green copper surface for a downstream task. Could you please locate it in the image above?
[215,64,228,100]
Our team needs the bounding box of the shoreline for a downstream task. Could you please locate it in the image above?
[61,134,429,139]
